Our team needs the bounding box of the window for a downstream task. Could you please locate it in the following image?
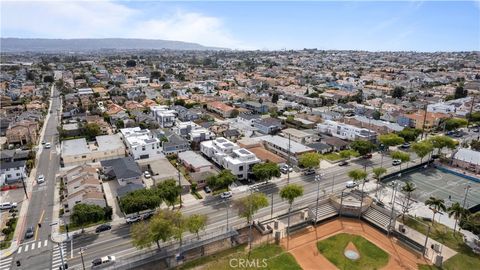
[16,173,20,176]
[142,146,146,151]
[239,166,244,171]
[82,155,86,158]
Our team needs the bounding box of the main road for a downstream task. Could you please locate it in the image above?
[8,85,63,270]
[66,152,418,269]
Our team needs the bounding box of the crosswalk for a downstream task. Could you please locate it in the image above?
[51,243,67,270]
[0,256,13,270]
[17,239,50,254]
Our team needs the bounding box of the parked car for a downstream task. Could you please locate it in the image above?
[143,171,151,178]
[400,143,410,149]
[338,161,349,166]
[204,186,212,193]
[0,202,18,210]
[346,181,359,188]
[126,215,141,224]
[41,141,46,145]
[141,211,154,220]
[362,153,373,159]
[95,224,111,233]
[280,165,293,174]
[392,159,402,166]
[473,127,480,133]
[92,256,116,267]
[44,142,51,149]
[37,174,45,184]
[303,169,316,175]
[220,191,233,199]
[24,226,34,239]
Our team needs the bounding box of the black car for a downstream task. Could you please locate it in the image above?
[95,224,111,233]
[338,161,349,166]
[204,186,212,193]
[24,226,34,239]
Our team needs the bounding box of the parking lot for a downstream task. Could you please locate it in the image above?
[391,167,480,209]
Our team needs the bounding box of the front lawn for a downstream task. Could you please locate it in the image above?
[317,233,389,270]
[323,153,343,162]
[178,244,301,270]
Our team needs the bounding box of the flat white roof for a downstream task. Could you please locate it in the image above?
[454,148,480,165]
[258,135,314,154]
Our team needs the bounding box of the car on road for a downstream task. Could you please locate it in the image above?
[392,159,402,166]
[362,153,373,159]
[204,186,212,193]
[92,255,116,267]
[41,141,46,145]
[24,226,34,239]
[473,127,480,133]
[400,143,410,149]
[346,181,359,188]
[220,191,233,199]
[143,171,151,178]
[126,215,141,224]
[37,174,45,184]
[338,161,349,166]
[95,224,112,233]
[280,164,293,174]
[0,202,17,210]
[303,169,316,175]
[44,142,51,149]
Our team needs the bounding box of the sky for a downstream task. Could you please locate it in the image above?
[1,1,479,51]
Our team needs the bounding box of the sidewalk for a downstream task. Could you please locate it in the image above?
[0,86,54,259]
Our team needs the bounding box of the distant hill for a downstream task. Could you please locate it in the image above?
[0,38,225,52]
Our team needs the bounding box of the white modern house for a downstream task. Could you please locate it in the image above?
[150,105,177,128]
[200,137,260,180]
[120,127,162,160]
[317,120,376,141]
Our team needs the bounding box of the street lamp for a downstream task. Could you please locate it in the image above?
[387,181,399,235]
[224,200,231,232]
[462,184,472,209]
[79,247,86,270]
[314,174,323,224]
[21,173,28,199]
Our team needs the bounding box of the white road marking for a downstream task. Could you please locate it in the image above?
[31,243,35,250]
[17,246,23,254]
[24,245,29,252]
[44,240,48,247]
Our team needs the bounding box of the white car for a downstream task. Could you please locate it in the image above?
[44,142,51,149]
[346,181,359,188]
[37,174,45,184]
[0,202,18,210]
[92,255,116,267]
[220,191,233,199]
[392,159,402,166]
[126,215,141,224]
[143,171,151,178]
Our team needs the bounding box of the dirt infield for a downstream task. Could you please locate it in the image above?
[281,218,431,270]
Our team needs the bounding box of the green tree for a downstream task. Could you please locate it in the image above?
[43,75,54,83]
[149,212,174,249]
[372,110,381,120]
[348,169,368,190]
[411,141,434,162]
[230,109,240,118]
[401,182,416,222]
[471,140,480,151]
[119,188,162,214]
[70,204,105,230]
[339,149,359,159]
[234,193,269,224]
[466,111,480,124]
[378,133,404,147]
[398,128,422,142]
[391,86,405,98]
[444,118,468,131]
[83,123,101,140]
[298,152,321,169]
[271,93,279,103]
[454,86,468,99]
[186,214,208,239]
[372,167,387,198]
[131,222,153,249]
[350,140,376,156]
[447,202,467,234]
[252,162,281,183]
[428,135,458,155]
[162,83,171,89]
[206,170,236,191]
[425,196,447,225]
[157,179,182,209]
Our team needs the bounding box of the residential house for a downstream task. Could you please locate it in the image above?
[281,128,318,144]
[150,105,176,128]
[100,157,143,186]
[0,160,26,185]
[242,101,269,114]
[171,105,202,121]
[178,151,214,173]
[253,117,283,135]
[62,165,106,211]
[6,120,39,145]
[256,135,315,164]
[206,101,235,118]
[317,120,377,142]
[120,127,162,160]
[161,130,190,155]
[398,110,450,130]
[322,136,349,151]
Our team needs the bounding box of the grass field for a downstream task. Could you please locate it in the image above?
[316,233,389,270]
[178,244,301,270]
[405,217,480,270]
[323,153,343,162]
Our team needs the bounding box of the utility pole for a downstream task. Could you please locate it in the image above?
[270,192,274,219]
[79,247,86,270]
[21,173,28,199]
[388,181,398,235]
[248,187,254,255]
[287,134,291,184]
[314,174,322,224]
[421,88,429,140]
[462,184,471,209]
[331,174,336,194]
[466,94,476,131]
[177,164,182,208]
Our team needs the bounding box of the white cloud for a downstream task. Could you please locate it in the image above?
[1,0,247,49]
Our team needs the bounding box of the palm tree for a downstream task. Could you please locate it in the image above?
[372,167,387,199]
[401,182,416,222]
[447,202,467,234]
[425,197,446,225]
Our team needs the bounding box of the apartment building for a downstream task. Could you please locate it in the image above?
[150,105,176,128]
[317,120,377,142]
[200,137,260,180]
[120,127,162,160]
[62,165,106,211]
[398,110,449,130]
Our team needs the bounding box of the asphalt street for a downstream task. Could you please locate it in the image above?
[8,85,62,270]
[65,152,414,269]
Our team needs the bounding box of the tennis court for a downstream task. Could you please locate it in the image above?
[389,167,480,209]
